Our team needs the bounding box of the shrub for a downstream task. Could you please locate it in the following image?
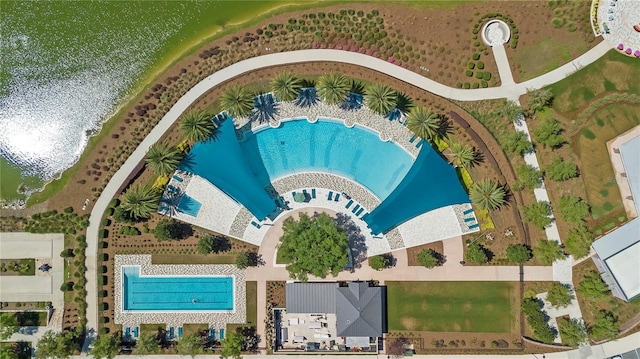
[465,243,489,264]
[468,62,475,69]
[464,82,471,89]
[521,202,552,229]
[566,22,577,32]
[98,229,108,239]
[473,40,480,47]
[472,83,479,89]
[456,82,463,88]
[546,156,578,181]
[481,80,488,88]
[466,70,473,77]
[546,283,573,308]
[506,244,532,264]
[533,239,565,265]
[369,255,390,271]
[477,61,484,69]
[99,276,108,286]
[417,249,441,268]
[482,72,491,81]
[101,219,111,226]
[557,196,590,223]
[551,17,565,28]
[514,164,542,190]
[472,53,480,60]
[64,206,74,214]
[475,71,483,79]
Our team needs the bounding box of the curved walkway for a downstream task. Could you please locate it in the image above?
[82,43,613,350]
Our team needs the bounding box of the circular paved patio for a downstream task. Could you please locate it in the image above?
[597,0,640,57]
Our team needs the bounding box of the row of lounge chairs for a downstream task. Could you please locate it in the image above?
[124,326,226,341]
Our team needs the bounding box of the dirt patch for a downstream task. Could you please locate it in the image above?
[407,241,444,266]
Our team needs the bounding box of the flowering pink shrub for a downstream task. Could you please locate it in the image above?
[359,48,366,54]
[388,56,396,63]
[396,60,403,66]
[617,43,624,50]
[328,44,335,49]
[365,49,373,56]
[635,50,640,57]
[625,48,632,55]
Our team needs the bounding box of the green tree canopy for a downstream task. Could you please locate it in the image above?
[448,140,474,168]
[196,234,216,255]
[120,184,161,221]
[278,212,349,281]
[36,330,75,359]
[546,283,573,308]
[564,222,594,259]
[506,244,532,264]
[316,73,351,105]
[220,84,254,118]
[514,164,543,190]
[417,249,442,268]
[521,298,556,344]
[533,239,565,265]
[498,100,524,120]
[578,271,610,300]
[533,117,565,148]
[521,201,552,229]
[0,344,17,359]
[0,313,18,340]
[220,331,243,359]
[90,334,120,359]
[406,106,440,141]
[589,310,618,340]
[180,109,215,143]
[559,318,588,348]
[154,219,193,241]
[270,72,301,102]
[235,251,258,269]
[469,179,506,211]
[526,88,554,113]
[465,243,489,264]
[502,130,532,155]
[176,333,202,358]
[133,333,159,355]
[369,255,390,271]
[545,156,578,181]
[145,141,182,176]
[557,195,590,223]
[364,83,397,115]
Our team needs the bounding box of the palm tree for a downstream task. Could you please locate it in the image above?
[270,72,302,101]
[146,141,182,176]
[317,73,351,105]
[121,184,161,221]
[180,109,215,143]
[406,106,440,141]
[364,83,397,115]
[448,141,474,168]
[220,84,254,118]
[469,179,506,211]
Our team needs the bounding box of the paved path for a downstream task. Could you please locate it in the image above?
[81,41,613,351]
[492,44,515,87]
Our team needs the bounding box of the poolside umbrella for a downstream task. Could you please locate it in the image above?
[293,192,305,203]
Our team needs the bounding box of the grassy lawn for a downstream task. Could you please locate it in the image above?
[227,281,258,333]
[140,323,166,336]
[183,323,208,337]
[386,281,517,333]
[575,104,640,219]
[151,254,236,265]
[549,50,640,113]
[516,37,585,81]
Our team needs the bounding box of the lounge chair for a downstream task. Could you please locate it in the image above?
[409,135,416,143]
[463,208,474,215]
[311,188,316,198]
[168,327,175,340]
[468,223,479,229]
[328,191,333,201]
[219,329,225,340]
[209,328,216,341]
[172,175,183,182]
[345,199,353,209]
[251,221,261,229]
[464,217,476,222]
[356,207,364,216]
[133,327,139,338]
[178,327,183,339]
[302,189,309,198]
[352,204,360,213]
[124,327,130,340]
[334,193,340,201]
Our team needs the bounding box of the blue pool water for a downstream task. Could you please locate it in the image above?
[122,266,234,311]
[240,119,413,200]
[177,194,201,217]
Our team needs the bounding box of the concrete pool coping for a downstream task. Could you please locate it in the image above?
[113,255,246,328]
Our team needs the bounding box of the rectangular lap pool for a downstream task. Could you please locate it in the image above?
[122,266,234,311]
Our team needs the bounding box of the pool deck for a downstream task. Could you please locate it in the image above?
[113,255,245,328]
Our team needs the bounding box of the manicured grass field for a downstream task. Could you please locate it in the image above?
[227,281,257,333]
[576,104,640,219]
[386,281,517,333]
[549,50,640,112]
[516,37,586,81]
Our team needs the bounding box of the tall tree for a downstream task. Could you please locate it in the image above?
[557,195,590,223]
[417,249,442,268]
[546,283,573,308]
[120,184,161,221]
[0,313,18,340]
[533,239,565,265]
[364,83,397,115]
[133,333,159,355]
[469,179,506,211]
[533,117,565,148]
[578,271,610,299]
[36,330,75,359]
[527,88,553,113]
[220,84,254,118]
[465,243,489,264]
[316,73,351,105]
[589,310,618,340]
[90,334,120,359]
[521,201,552,229]
[145,141,182,176]
[498,100,524,120]
[180,109,215,143]
[278,212,349,282]
[514,164,542,190]
[220,331,243,359]
[270,72,301,102]
[406,106,440,141]
[546,156,578,181]
[559,318,588,348]
[448,141,474,168]
[176,333,202,358]
[506,244,532,264]
[564,222,594,259]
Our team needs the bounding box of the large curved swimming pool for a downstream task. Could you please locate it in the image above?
[240,118,413,200]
